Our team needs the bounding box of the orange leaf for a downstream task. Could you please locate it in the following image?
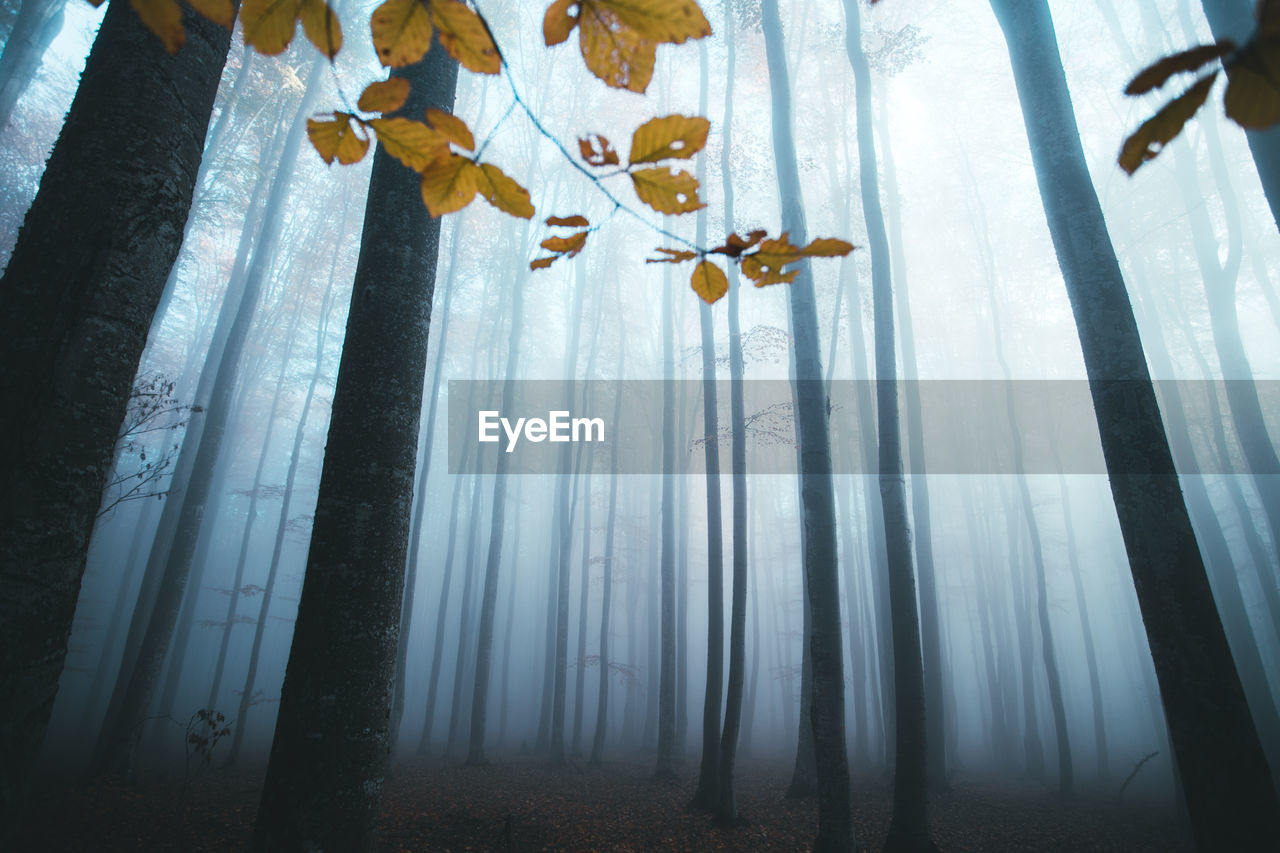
[130,0,185,53]
[541,231,589,257]
[1120,72,1217,174]
[420,154,481,216]
[369,117,450,170]
[544,0,579,45]
[691,260,728,303]
[300,0,342,59]
[547,214,590,226]
[371,0,434,68]
[358,78,411,113]
[578,3,657,92]
[629,113,709,164]
[307,113,370,165]
[426,108,475,151]
[799,237,855,257]
[430,0,500,74]
[1124,42,1234,95]
[646,247,697,263]
[477,163,534,219]
[579,134,621,167]
[531,256,558,270]
[630,166,703,214]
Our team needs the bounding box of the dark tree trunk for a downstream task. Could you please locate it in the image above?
[251,44,458,851]
[989,1,1280,847]
[0,0,234,830]
[655,231,678,781]
[762,0,854,847]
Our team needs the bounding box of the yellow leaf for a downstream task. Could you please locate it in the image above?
[369,117,449,170]
[131,0,185,53]
[591,0,710,44]
[530,256,558,270]
[799,237,855,257]
[646,247,696,263]
[1224,38,1280,128]
[579,4,657,92]
[426,108,475,151]
[430,0,501,74]
[740,254,798,287]
[358,78,411,113]
[630,166,703,214]
[187,0,235,28]
[579,134,621,167]
[541,231,588,257]
[307,113,370,165]
[691,260,728,303]
[300,0,342,58]
[477,163,534,219]
[371,0,434,68]
[242,0,303,55]
[1120,72,1217,174]
[544,0,579,45]
[1124,42,1234,95]
[629,114,709,164]
[420,154,481,216]
[547,214,590,227]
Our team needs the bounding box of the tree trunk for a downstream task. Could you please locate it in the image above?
[0,0,234,829]
[251,44,458,851]
[0,0,67,133]
[989,1,1280,846]
[655,230,678,781]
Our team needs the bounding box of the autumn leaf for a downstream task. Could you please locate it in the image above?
[187,0,235,28]
[420,153,482,216]
[629,114,709,164]
[740,253,798,286]
[1124,42,1235,95]
[799,237,855,257]
[630,166,703,214]
[300,0,342,59]
[541,231,589,257]
[358,78,411,113]
[579,134,621,167]
[579,5,657,93]
[547,214,590,226]
[307,113,370,165]
[477,163,534,219]
[646,247,697,263]
[431,0,501,74]
[1120,72,1218,174]
[530,256,558,270]
[369,117,449,170]
[1223,35,1280,128]
[131,0,185,53]
[426,108,475,151]
[371,0,434,67]
[597,0,710,44]
[710,230,767,257]
[544,0,578,45]
[691,259,728,303]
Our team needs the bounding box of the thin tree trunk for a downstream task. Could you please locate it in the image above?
[0,0,66,133]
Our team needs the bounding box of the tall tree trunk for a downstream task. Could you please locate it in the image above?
[843,0,936,847]
[989,1,1280,846]
[655,228,678,780]
[762,0,854,847]
[0,0,234,829]
[251,44,458,851]
[0,0,66,133]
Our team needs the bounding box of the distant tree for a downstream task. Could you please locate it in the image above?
[0,0,68,133]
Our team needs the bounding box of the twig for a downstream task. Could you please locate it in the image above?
[1118,750,1159,801]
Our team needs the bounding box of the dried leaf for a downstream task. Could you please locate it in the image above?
[242,0,303,55]
[799,237,855,257]
[420,154,482,216]
[300,0,342,59]
[1224,36,1280,128]
[629,114,709,164]
[579,4,657,92]
[477,163,534,219]
[710,230,767,257]
[691,259,728,303]
[1120,72,1217,174]
[646,247,697,263]
[579,134,621,167]
[630,166,703,214]
[547,214,590,226]
[544,0,579,45]
[1124,42,1234,95]
[307,113,370,165]
[131,0,185,53]
[531,256,558,270]
[426,108,475,151]
[371,0,434,68]
[431,0,501,74]
[541,231,589,257]
[358,78,411,113]
[594,0,710,44]
[369,117,450,170]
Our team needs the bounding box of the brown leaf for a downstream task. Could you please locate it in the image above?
[579,134,621,167]
[547,214,590,226]
[646,247,697,263]
[1120,72,1217,174]
[541,231,589,257]
[300,0,342,59]
[1124,42,1234,95]
[369,117,450,170]
[1224,36,1280,128]
[307,113,370,165]
[799,237,855,257]
[358,78,411,113]
[629,114,710,164]
[593,0,710,44]
[544,0,579,46]
[371,0,434,68]
[241,0,302,55]
[426,108,475,151]
[578,3,657,92]
[431,0,501,74]
[690,259,728,303]
[477,163,534,219]
[630,166,704,214]
[530,256,558,270]
[710,230,767,257]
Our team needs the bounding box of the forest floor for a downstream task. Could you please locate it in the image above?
[20,755,1194,852]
